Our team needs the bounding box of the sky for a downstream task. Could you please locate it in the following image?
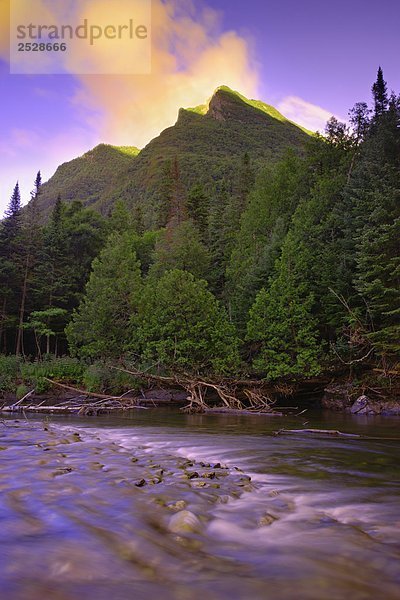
[1,0,399,215]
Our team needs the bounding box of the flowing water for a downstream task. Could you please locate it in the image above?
[0,409,399,600]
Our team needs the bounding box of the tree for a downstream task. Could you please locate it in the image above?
[31,197,71,354]
[3,182,22,232]
[130,270,240,375]
[372,67,388,118]
[0,182,23,352]
[150,220,211,281]
[66,231,142,359]
[226,152,305,330]
[61,201,106,303]
[223,153,255,259]
[187,183,209,235]
[167,157,188,228]
[15,172,43,355]
[247,243,322,379]
[349,92,400,361]
[25,308,68,358]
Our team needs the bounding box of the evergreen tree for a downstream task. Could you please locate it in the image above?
[247,236,322,379]
[150,220,211,281]
[226,152,305,330]
[187,183,209,235]
[349,92,400,360]
[3,182,22,234]
[223,153,255,259]
[66,232,142,359]
[0,182,23,352]
[130,270,240,375]
[15,172,43,355]
[207,180,230,294]
[32,197,70,354]
[372,67,388,118]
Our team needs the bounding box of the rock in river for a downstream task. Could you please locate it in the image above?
[168,510,202,534]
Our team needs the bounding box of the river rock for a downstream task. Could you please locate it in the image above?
[350,395,376,415]
[168,510,202,534]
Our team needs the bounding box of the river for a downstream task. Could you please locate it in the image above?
[1,409,399,600]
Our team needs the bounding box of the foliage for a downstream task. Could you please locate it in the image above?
[247,238,322,379]
[0,355,21,393]
[20,356,85,393]
[66,231,142,359]
[82,361,140,394]
[1,71,399,383]
[150,220,211,281]
[129,270,240,375]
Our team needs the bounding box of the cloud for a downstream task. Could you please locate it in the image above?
[73,0,259,147]
[1,0,259,148]
[0,128,40,158]
[277,96,344,132]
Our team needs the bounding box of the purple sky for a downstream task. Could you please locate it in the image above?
[1,0,399,214]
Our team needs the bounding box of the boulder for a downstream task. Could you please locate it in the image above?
[168,510,202,534]
[350,395,376,415]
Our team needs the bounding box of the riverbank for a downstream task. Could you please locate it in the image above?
[1,355,399,416]
[322,372,400,416]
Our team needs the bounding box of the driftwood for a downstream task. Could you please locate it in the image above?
[112,366,280,414]
[43,378,140,403]
[1,379,149,416]
[274,428,362,438]
[205,408,284,417]
[273,428,400,441]
[9,389,34,409]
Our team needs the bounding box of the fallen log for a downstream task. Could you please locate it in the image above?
[43,378,141,403]
[273,428,400,441]
[1,379,150,415]
[205,408,284,417]
[9,389,34,409]
[274,428,362,438]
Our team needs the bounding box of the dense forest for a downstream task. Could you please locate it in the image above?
[0,69,399,397]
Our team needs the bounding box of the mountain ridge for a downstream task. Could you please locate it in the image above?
[37,86,311,224]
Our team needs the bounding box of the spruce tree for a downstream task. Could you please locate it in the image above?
[150,220,211,281]
[350,92,400,361]
[0,182,23,352]
[372,67,388,118]
[66,231,142,359]
[15,172,43,355]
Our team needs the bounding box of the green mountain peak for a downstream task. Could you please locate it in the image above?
[37,86,311,220]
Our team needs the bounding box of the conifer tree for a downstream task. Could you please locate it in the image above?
[130,269,240,375]
[150,220,211,281]
[372,67,388,118]
[187,183,209,235]
[247,236,322,379]
[0,182,23,351]
[15,172,43,355]
[32,196,70,354]
[350,91,400,360]
[66,231,142,359]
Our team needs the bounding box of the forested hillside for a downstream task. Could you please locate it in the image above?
[0,70,398,398]
[37,87,309,226]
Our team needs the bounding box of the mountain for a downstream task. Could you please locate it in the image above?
[37,144,139,215]
[38,86,311,224]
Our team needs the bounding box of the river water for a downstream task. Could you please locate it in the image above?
[0,409,399,600]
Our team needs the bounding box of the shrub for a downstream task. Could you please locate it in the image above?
[0,355,21,394]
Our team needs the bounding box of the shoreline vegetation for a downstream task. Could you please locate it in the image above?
[0,354,399,416]
[0,71,399,415]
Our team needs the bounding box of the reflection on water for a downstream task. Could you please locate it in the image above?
[0,409,399,600]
